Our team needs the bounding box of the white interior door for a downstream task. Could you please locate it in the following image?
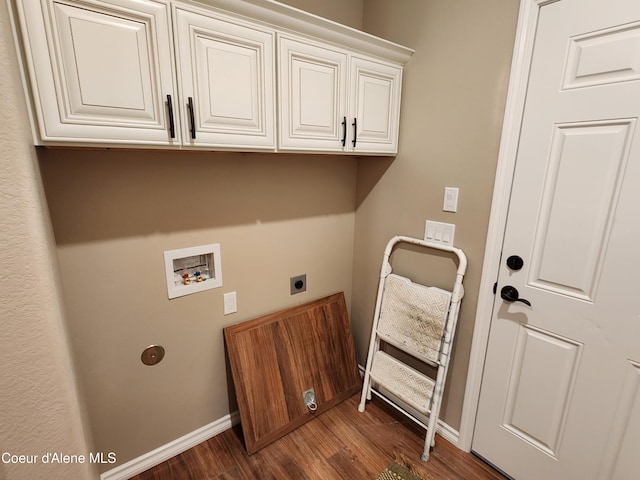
[473,1,640,479]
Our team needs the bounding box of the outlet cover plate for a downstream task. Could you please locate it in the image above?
[290,274,307,295]
[224,291,237,315]
[443,187,459,212]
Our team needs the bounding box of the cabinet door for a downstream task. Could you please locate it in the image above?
[348,56,402,154]
[17,0,178,145]
[278,36,348,152]
[174,6,275,149]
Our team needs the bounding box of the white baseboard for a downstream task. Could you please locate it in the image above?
[100,411,240,480]
[435,418,459,446]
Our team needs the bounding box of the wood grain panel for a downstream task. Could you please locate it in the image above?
[224,292,361,454]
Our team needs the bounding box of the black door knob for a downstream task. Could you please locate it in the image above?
[500,285,531,306]
[506,255,524,270]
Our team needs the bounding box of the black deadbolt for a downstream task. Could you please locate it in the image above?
[506,255,524,271]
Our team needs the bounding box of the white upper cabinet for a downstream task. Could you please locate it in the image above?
[348,56,402,154]
[173,5,275,149]
[278,35,403,154]
[278,36,348,152]
[16,0,179,146]
[12,0,412,153]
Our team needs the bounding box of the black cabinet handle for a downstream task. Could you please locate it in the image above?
[166,94,175,139]
[352,118,357,147]
[187,97,196,139]
[341,116,347,147]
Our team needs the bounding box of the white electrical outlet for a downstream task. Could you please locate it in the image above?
[425,220,455,246]
[223,291,237,315]
[443,187,459,212]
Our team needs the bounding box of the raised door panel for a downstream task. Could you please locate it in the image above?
[173,6,275,149]
[278,36,348,152]
[349,56,402,154]
[17,0,178,145]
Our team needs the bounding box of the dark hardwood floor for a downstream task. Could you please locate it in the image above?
[131,394,506,480]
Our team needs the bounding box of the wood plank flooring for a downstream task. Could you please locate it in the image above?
[131,394,506,480]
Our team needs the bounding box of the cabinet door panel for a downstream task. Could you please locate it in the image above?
[174,7,275,149]
[349,56,402,154]
[278,36,347,151]
[19,0,177,144]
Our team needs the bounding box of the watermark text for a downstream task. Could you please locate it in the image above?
[2,451,116,465]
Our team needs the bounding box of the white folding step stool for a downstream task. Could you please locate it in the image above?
[358,235,466,461]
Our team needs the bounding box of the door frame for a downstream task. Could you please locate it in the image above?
[457,0,559,451]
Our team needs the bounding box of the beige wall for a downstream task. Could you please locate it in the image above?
[0,2,96,479]
[352,0,519,431]
[279,0,363,29]
[41,150,357,469]
[34,0,364,472]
